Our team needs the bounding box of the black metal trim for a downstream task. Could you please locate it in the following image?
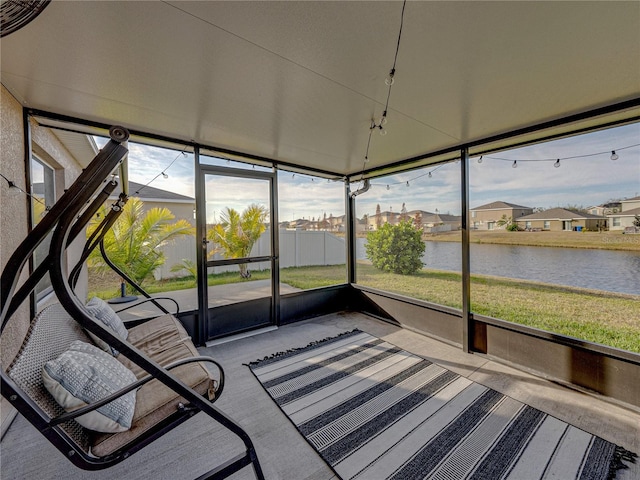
[472,313,640,366]
[460,147,471,353]
[206,256,272,268]
[27,108,342,179]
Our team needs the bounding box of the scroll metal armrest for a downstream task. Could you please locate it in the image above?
[49,356,224,427]
[114,297,180,316]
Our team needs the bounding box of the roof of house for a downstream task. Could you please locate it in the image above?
[621,196,640,203]
[471,201,532,211]
[518,208,606,221]
[112,181,195,203]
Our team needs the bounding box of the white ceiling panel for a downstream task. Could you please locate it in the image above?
[1,1,638,177]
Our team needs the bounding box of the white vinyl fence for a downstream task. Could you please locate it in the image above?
[154,229,346,280]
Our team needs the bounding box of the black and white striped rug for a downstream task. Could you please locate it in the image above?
[248,329,636,480]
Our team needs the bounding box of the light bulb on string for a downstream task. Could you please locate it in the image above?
[611,150,619,161]
[512,161,518,168]
[386,185,390,190]
[554,159,561,168]
[477,156,483,164]
[378,125,387,136]
[385,69,395,86]
[7,180,22,197]
[428,172,432,178]
[161,172,168,179]
[406,181,410,187]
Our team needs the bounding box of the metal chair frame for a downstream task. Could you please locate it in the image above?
[1,126,265,479]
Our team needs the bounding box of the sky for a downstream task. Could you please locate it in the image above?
[95,122,640,221]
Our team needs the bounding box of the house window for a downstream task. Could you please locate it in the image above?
[487,222,495,230]
[525,221,531,229]
[31,155,56,300]
[544,220,550,230]
[612,217,621,227]
[471,211,476,218]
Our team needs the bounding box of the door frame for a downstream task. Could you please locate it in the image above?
[195,157,280,343]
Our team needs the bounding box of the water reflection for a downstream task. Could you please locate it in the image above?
[356,239,640,295]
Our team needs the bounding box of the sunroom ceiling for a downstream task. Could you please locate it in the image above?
[1,1,639,177]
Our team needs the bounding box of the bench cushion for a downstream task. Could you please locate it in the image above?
[91,314,216,457]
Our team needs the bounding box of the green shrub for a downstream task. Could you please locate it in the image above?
[365,221,425,274]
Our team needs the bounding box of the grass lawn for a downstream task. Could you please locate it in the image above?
[89,263,640,353]
[356,263,640,353]
[425,230,640,251]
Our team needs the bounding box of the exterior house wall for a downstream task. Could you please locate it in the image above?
[621,198,640,211]
[138,200,195,226]
[471,207,533,230]
[609,212,640,231]
[518,218,605,231]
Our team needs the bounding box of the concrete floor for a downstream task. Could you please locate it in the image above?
[2,311,639,479]
[116,279,300,321]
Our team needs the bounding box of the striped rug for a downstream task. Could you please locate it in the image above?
[248,329,636,480]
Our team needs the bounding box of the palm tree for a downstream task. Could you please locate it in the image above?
[88,197,194,289]
[208,204,268,278]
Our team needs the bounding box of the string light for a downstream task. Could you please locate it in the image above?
[0,172,48,206]
[361,140,637,195]
[479,142,638,165]
[385,69,395,86]
[359,0,407,172]
[135,148,188,195]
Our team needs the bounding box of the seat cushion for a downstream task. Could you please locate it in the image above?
[91,314,216,457]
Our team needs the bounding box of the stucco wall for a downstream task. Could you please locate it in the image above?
[1,86,30,429]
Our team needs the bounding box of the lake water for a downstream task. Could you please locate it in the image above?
[356,239,640,296]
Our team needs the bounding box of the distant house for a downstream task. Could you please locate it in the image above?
[587,201,621,216]
[109,181,195,225]
[608,207,640,232]
[416,212,461,233]
[470,201,533,230]
[516,208,607,231]
[364,208,446,231]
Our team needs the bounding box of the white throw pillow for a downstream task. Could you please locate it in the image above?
[85,297,129,355]
[42,340,137,432]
